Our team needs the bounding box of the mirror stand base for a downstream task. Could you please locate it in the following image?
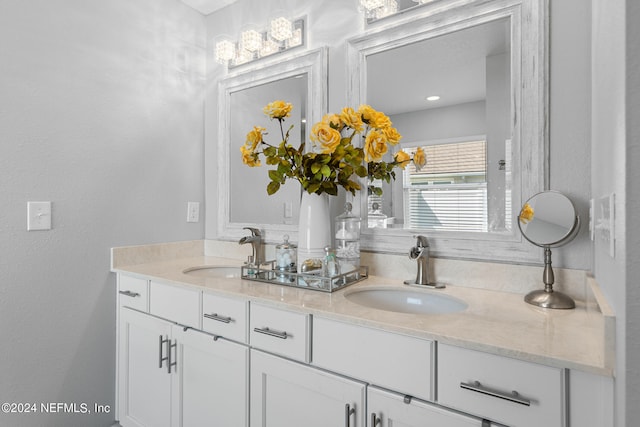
[524,289,576,310]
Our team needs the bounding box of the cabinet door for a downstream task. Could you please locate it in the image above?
[368,386,484,427]
[118,308,173,427]
[251,350,366,427]
[171,326,249,427]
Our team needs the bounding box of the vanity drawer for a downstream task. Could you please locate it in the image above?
[202,292,248,343]
[438,343,566,427]
[149,281,201,329]
[249,303,310,363]
[118,275,148,312]
[312,317,435,402]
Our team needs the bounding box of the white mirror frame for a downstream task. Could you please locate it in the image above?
[348,0,548,263]
[217,47,328,243]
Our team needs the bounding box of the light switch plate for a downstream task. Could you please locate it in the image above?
[27,201,51,231]
[595,193,615,258]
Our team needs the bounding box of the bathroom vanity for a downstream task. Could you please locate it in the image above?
[112,242,614,427]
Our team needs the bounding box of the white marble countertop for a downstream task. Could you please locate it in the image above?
[112,252,614,376]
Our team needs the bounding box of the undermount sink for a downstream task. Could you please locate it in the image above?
[345,287,467,315]
[182,266,241,278]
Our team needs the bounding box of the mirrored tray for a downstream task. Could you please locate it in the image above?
[241,261,368,293]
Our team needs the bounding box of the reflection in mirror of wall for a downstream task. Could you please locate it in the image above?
[366,17,511,234]
[348,0,548,262]
[217,48,328,242]
[229,75,306,225]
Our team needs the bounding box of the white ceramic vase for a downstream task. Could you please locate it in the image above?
[297,192,331,272]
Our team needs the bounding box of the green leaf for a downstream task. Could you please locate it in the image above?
[311,163,322,174]
[263,146,276,157]
[268,170,282,182]
[267,181,280,195]
[307,183,321,194]
[321,164,331,177]
[355,166,368,177]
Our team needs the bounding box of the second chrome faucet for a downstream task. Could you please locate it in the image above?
[404,235,444,288]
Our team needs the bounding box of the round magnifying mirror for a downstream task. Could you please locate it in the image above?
[518,191,579,247]
[518,191,580,309]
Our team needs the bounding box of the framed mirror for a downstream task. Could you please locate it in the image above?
[348,0,548,262]
[217,47,328,242]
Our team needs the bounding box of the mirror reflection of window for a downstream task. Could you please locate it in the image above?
[401,139,488,232]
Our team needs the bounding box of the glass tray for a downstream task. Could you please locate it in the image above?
[241,261,368,293]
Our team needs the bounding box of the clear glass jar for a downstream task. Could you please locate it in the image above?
[275,234,297,272]
[334,202,361,273]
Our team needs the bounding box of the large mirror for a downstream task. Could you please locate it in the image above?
[217,48,328,241]
[348,0,548,262]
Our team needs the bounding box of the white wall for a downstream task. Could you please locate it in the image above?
[0,1,205,426]
[591,0,640,425]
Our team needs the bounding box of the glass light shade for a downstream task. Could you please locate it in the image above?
[412,0,435,3]
[260,38,280,57]
[270,17,293,42]
[240,30,262,52]
[233,48,254,66]
[360,0,385,10]
[215,40,235,64]
[375,0,398,18]
[286,28,303,48]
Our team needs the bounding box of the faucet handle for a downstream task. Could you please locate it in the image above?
[413,235,428,248]
[243,227,262,237]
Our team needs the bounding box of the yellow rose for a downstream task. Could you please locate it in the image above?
[339,107,364,132]
[245,126,265,151]
[322,113,342,130]
[413,147,426,171]
[519,202,535,224]
[358,104,376,123]
[310,121,342,154]
[370,111,392,129]
[364,129,388,162]
[394,150,411,169]
[263,100,293,120]
[240,145,260,167]
[383,126,402,145]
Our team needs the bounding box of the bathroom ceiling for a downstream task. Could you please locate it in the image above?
[178,0,237,15]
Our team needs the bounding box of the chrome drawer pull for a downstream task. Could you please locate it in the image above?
[371,413,381,426]
[119,290,140,298]
[253,327,289,339]
[204,313,233,323]
[460,381,531,406]
[159,335,169,368]
[344,404,355,427]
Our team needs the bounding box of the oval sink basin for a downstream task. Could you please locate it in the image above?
[182,266,241,279]
[345,288,467,315]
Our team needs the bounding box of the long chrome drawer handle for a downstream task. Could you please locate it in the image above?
[253,327,289,339]
[460,381,531,406]
[119,290,140,298]
[203,313,233,323]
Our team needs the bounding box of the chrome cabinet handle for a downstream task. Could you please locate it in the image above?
[203,313,232,323]
[253,327,289,339]
[167,339,177,374]
[344,404,355,427]
[460,381,531,406]
[159,335,169,369]
[119,290,140,298]
[371,412,381,426]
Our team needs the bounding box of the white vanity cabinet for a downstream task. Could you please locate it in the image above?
[118,308,248,427]
[250,349,366,427]
[368,386,484,427]
[116,274,249,427]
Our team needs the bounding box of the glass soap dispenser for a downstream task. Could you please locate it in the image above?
[334,202,361,273]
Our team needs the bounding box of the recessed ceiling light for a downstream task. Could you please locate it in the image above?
[426,95,440,101]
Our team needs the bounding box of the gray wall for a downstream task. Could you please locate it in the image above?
[0,1,205,426]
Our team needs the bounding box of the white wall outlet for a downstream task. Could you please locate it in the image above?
[27,201,51,231]
[187,202,200,223]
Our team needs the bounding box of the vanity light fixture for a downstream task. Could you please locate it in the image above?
[360,0,397,19]
[214,17,305,69]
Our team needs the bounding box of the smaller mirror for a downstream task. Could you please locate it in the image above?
[518,191,580,309]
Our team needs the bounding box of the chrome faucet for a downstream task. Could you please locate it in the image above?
[404,235,444,288]
[239,227,264,266]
